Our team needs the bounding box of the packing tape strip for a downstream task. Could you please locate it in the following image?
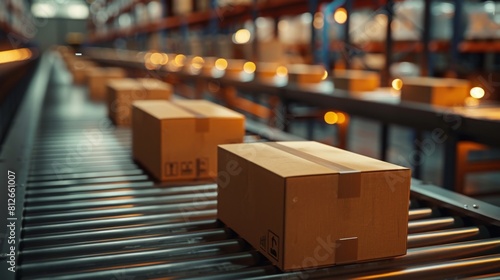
[263,142,361,198]
[171,102,210,133]
[335,237,359,264]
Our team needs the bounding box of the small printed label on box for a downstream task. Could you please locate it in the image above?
[268,230,279,261]
[197,158,209,176]
[180,161,194,175]
[165,162,178,177]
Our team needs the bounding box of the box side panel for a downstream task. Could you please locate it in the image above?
[431,85,469,107]
[349,169,411,261]
[217,146,286,269]
[132,106,162,180]
[161,118,198,181]
[401,85,432,104]
[198,118,245,179]
[284,174,338,270]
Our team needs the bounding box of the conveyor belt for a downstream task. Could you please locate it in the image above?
[15,56,500,279]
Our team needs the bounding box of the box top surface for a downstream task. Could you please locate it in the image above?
[219,141,408,178]
[333,70,379,79]
[87,67,125,76]
[107,78,143,90]
[133,100,244,120]
[137,78,172,90]
[402,77,470,87]
[287,64,325,75]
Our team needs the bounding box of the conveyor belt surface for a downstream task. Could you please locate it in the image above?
[14,54,500,279]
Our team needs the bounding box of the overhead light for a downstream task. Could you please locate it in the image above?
[232,29,251,44]
[0,48,33,65]
[31,2,57,18]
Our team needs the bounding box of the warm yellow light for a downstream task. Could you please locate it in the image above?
[191,56,204,69]
[0,48,33,64]
[392,78,403,90]
[233,29,251,44]
[313,12,324,29]
[150,52,163,65]
[465,97,480,107]
[334,8,347,24]
[243,61,256,74]
[324,111,338,125]
[276,66,288,77]
[174,54,186,66]
[143,52,152,62]
[321,70,328,80]
[215,58,228,71]
[337,112,346,124]
[470,87,485,99]
[160,53,169,65]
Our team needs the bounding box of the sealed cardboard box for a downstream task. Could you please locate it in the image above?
[287,64,327,84]
[218,141,410,271]
[70,60,97,85]
[87,67,126,101]
[108,78,172,126]
[132,100,245,181]
[256,62,280,79]
[332,70,380,91]
[401,77,470,107]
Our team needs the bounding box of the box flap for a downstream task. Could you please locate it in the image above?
[174,100,245,119]
[403,77,470,87]
[137,78,172,91]
[219,143,336,178]
[132,100,194,119]
[276,141,407,172]
[107,78,143,90]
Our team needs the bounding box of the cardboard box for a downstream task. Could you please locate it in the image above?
[287,64,327,84]
[87,67,126,101]
[332,70,380,91]
[256,62,280,79]
[132,100,245,181]
[107,78,173,126]
[70,60,97,85]
[401,77,470,107]
[224,59,246,77]
[218,141,411,271]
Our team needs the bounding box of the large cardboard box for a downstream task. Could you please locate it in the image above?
[288,64,327,84]
[218,141,411,271]
[87,67,126,101]
[332,70,380,91]
[401,77,470,107]
[132,100,245,181]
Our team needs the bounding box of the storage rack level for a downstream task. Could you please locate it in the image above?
[0,51,496,280]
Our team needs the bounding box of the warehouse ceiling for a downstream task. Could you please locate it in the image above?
[31,0,89,19]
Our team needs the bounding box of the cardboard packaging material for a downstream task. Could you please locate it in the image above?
[70,60,97,85]
[401,77,470,107]
[287,64,327,84]
[218,141,411,271]
[332,70,380,91]
[224,59,246,77]
[87,67,126,101]
[132,100,245,181]
[256,62,280,79]
[107,78,172,126]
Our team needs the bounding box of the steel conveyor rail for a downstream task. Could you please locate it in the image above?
[3,52,500,279]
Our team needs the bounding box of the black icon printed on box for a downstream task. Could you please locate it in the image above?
[180,161,194,175]
[197,158,209,176]
[268,230,279,260]
[165,162,178,177]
